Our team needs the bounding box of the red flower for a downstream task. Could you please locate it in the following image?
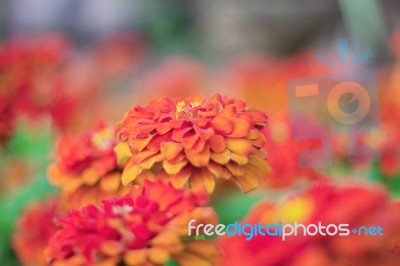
[116,93,271,193]
[12,197,65,266]
[219,181,400,266]
[0,96,16,147]
[45,180,218,266]
[0,34,95,132]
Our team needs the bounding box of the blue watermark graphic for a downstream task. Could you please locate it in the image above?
[286,39,381,168]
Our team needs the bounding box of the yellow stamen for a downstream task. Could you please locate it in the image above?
[92,128,113,149]
[176,100,186,113]
[264,196,315,224]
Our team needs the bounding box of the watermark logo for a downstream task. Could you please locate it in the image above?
[286,39,381,168]
[188,219,384,241]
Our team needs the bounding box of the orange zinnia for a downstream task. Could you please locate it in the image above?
[48,123,128,208]
[116,93,271,193]
[45,180,219,266]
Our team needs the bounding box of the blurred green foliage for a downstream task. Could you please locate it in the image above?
[0,123,56,265]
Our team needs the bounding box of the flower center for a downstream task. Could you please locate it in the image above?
[175,100,201,119]
[263,196,315,224]
[92,128,113,150]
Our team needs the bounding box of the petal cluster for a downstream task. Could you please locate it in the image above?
[45,180,218,266]
[49,123,128,208]
[116,93,271,193]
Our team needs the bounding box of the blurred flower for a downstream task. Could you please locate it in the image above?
[45,180,218,266]
[0,158,31,195]
[371,34,400,177]
[218,53,329,115]
[220,181,400,266]
[377,129,400,177]
[12,197,65,266]
[49,123,128,208]
[264,115,319,188]
[91,32,146,81]
[0,34,68,71]
[217,55,287,114]
[132,57,207,102]
[0,34,69,128]
[0,34,97,134]
[362,102,400,178]
[116,93,271,193]
[0,97,16,147]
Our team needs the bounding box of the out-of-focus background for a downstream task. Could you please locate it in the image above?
[1,0,400,265]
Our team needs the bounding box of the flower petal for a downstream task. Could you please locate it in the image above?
[124,249,147,265]
[226,162,245,176]
[163,159,188,175]
[160,142,183,160]
[210,150,230,165]
[132,150,158,164]
[185,145,211,167]
[149,247,170,264]
[182,132,199,149]
[209,135,226,153]
[140,153,163,169]
[121,163,142,186]
[194,125,214,140]
[210,116,233,135]
[168,166,191,188]
[147,132,173,151]
[247,129,266,148]
[248,155,271,175]
[156,122,173,135]
[175,252,212,266]
[114,142,133,164]
[227,117,251,138]
[100,172,122,192]
[232,172,259,193]
[207,161,231,180]
[226,138,254,156]
[231,152,249,165]
[129,135,154,152]
[190,167,215,193]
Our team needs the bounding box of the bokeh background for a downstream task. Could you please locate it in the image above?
[1,0,400,265]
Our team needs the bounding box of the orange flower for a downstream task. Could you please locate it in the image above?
[219,181,400,266]
[12,197,65,266]
[116,93,271,193]
[48,123,128,208]
[218,53,330,115]
[45,180,219,266]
